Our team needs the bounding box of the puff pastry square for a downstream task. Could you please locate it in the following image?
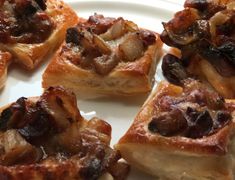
[160,0,235,98]
[0,0,78,70]
[42,14,163,96]
[0,86,129,179]
[116,79,235,179]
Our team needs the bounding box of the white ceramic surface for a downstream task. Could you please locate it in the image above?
[0,1,184,179]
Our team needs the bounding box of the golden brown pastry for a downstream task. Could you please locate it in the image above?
[0,86,129,179]
[0,0,78,70]
[116,79,235,179]
[42,14,163,96]
[160,0,235,98]
[0,51,11,89]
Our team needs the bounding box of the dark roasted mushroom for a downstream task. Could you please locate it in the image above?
[162,54,189,85]
[148,109,188,136]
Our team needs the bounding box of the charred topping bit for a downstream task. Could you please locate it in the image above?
[0,87,129,179]
[65,14,156,75]
[0,0,53,44]
[148,80,232,139]
[161,0,235,77]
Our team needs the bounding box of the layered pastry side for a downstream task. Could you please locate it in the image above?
[0,0,78,70]
[116,79,235,179]
[42,14,163,96]
[0,87,129,179]
[160,0,235,98]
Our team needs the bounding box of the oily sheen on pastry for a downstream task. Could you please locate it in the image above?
[42,14,163,96]
[0,87,129,179]
[116,79,235,180]
[161,0,235,98]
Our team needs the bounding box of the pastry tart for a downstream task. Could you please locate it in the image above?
[116,79,235,179]
[0,86,129,179]
[42,14,163,96]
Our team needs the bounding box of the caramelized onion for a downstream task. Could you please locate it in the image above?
[100,18,126,41]
[118,33,144,61]
[93,35,111,54]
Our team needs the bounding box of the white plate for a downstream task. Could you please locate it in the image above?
[0,0,184,179]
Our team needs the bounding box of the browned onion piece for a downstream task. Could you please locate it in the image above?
[118,33,144,61]
[93,35,111,54]
[125,20,138,32]
[38,87,82,132]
